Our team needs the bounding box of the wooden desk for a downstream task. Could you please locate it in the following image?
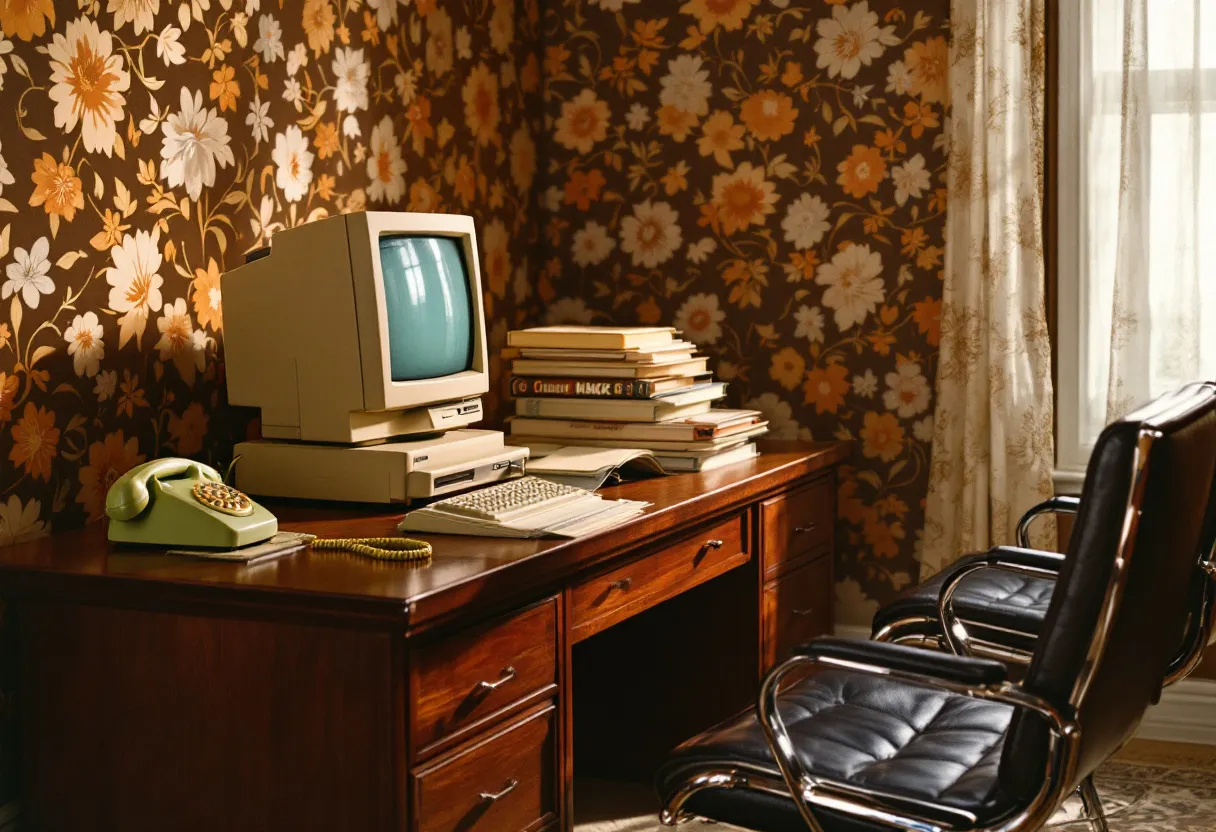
[0,442,846,831]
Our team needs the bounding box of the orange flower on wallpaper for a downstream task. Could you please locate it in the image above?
[313,122,340,159]
[28,153,83,222]
[861,411,904,461]
[906,37,948,104]
[209,65,240,112]
[698,111,744,167]
[837,144,887,199]
[192,259,223,333]
[0,372,16,424]
[76,430,145,521]
[681,0,757,33]
[303,0,336,55]
[711,163,776,234]
[912,297,941,346]
[169,403,209,457]
[462,63,501,147]
[406,96,435,153]
[425,9,454,76]
[554,89,610,154]
[409,178,442,212]
[739,90,797,141]
[803,363,849,414]
[769,347,806,392]
[510,126,537,193]
[481,219,510,299]
[656,105,698,142]
[1,0,54,41]
[564,169,606,210]
[863,510,904,559]
[9,403,59,482]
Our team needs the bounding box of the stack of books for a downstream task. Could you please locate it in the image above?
[503,326,769,473]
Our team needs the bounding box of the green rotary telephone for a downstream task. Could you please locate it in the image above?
[105,458,278,549]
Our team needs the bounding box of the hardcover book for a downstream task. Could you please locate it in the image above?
[508,375,705,399]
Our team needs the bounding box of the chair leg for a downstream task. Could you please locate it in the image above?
[1077,774,1109,832]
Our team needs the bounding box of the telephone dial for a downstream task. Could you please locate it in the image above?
[105,458,278,548]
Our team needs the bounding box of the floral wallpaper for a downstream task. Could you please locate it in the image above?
[0,0,543,546]
[535,0,949,620]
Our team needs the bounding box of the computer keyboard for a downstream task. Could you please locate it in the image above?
[431,476,590,523]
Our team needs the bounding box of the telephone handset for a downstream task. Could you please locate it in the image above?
[106,458,278,548]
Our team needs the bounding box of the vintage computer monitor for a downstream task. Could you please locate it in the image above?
[222,211,527,503]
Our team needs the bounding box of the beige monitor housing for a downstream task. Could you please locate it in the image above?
[222,211,489,444]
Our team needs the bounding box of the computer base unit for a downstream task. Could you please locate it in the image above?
[233,430,528,503]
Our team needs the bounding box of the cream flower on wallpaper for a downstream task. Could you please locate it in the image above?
[245,96,272,145]
[109,0,160,34]
[253,14,284,64]
[571,221,615,267]
[794,305,825,343]
[94,369,117,401]
[48,17,131,156]
[0,495,46,547]
[272,125,314,203]
[155,298,206,384]
[156,24,186,65]
[813,0,898,80]
[782,194,830,249]
[891,154,931,206]
[883,361,931,418]
[659,55,711,116]
[744,392,801,441]
[0,140,14,197]
[332,47,369,113]
[545,298,596,325]
[554,89,610,154]
[160,87,235,200]
[815,243,885,331]
[425,9,453,76]
[65,311,105,378]
[365,0,397,31]
[886,60,911,95]
[366,116,406,205]
[620,201,682,269]
[711,162,777,235]
[107,228,164,348]
[0,35,11,91]
[674,293,725,345]
[2,237,53,309]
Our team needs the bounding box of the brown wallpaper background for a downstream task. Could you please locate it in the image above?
[0,0,949,624]
[535,0,949,622]
[0,0,543,544]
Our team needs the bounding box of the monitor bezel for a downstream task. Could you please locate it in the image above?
[347,211,489,413]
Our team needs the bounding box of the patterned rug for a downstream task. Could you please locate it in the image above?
[574,759,1216,831]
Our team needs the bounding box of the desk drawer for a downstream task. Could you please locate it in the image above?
[412,704,557,832]
[761,475,834,576]
[412,599,557,757]
[570,513,748,642]
[763,554,834,669]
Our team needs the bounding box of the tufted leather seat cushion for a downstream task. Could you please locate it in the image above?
[655,670,1017,832]
[872,553,1056,651]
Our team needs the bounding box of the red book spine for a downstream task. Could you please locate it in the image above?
[509,376,654,399]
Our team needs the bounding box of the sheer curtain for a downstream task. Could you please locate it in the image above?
[919,0,1056,578]
[1085,0,1216,426]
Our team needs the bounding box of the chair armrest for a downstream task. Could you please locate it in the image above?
[792,637,1008,687]
[936,546,1065,658]
[1017,495,1081,548]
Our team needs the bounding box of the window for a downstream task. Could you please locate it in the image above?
[1055,0,1216,488]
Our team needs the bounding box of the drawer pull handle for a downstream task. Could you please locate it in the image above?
[704,539,724,549]
[794,523,818,534]
[609,577,633,592]
[479,778,519,803]
[792,608,815,617]
[476,666,517,693]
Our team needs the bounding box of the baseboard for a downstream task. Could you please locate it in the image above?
[1137,678,1216,745]
[835,623,1216,746]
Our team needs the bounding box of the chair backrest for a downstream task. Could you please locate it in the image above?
[999,382,1216,800]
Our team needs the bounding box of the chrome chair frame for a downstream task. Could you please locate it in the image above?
[662,398,1207,832]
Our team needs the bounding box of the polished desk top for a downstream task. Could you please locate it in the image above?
[0,442,847,627]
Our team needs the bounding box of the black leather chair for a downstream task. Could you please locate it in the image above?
[656,382,1216,832]
[872,381,1216,687]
